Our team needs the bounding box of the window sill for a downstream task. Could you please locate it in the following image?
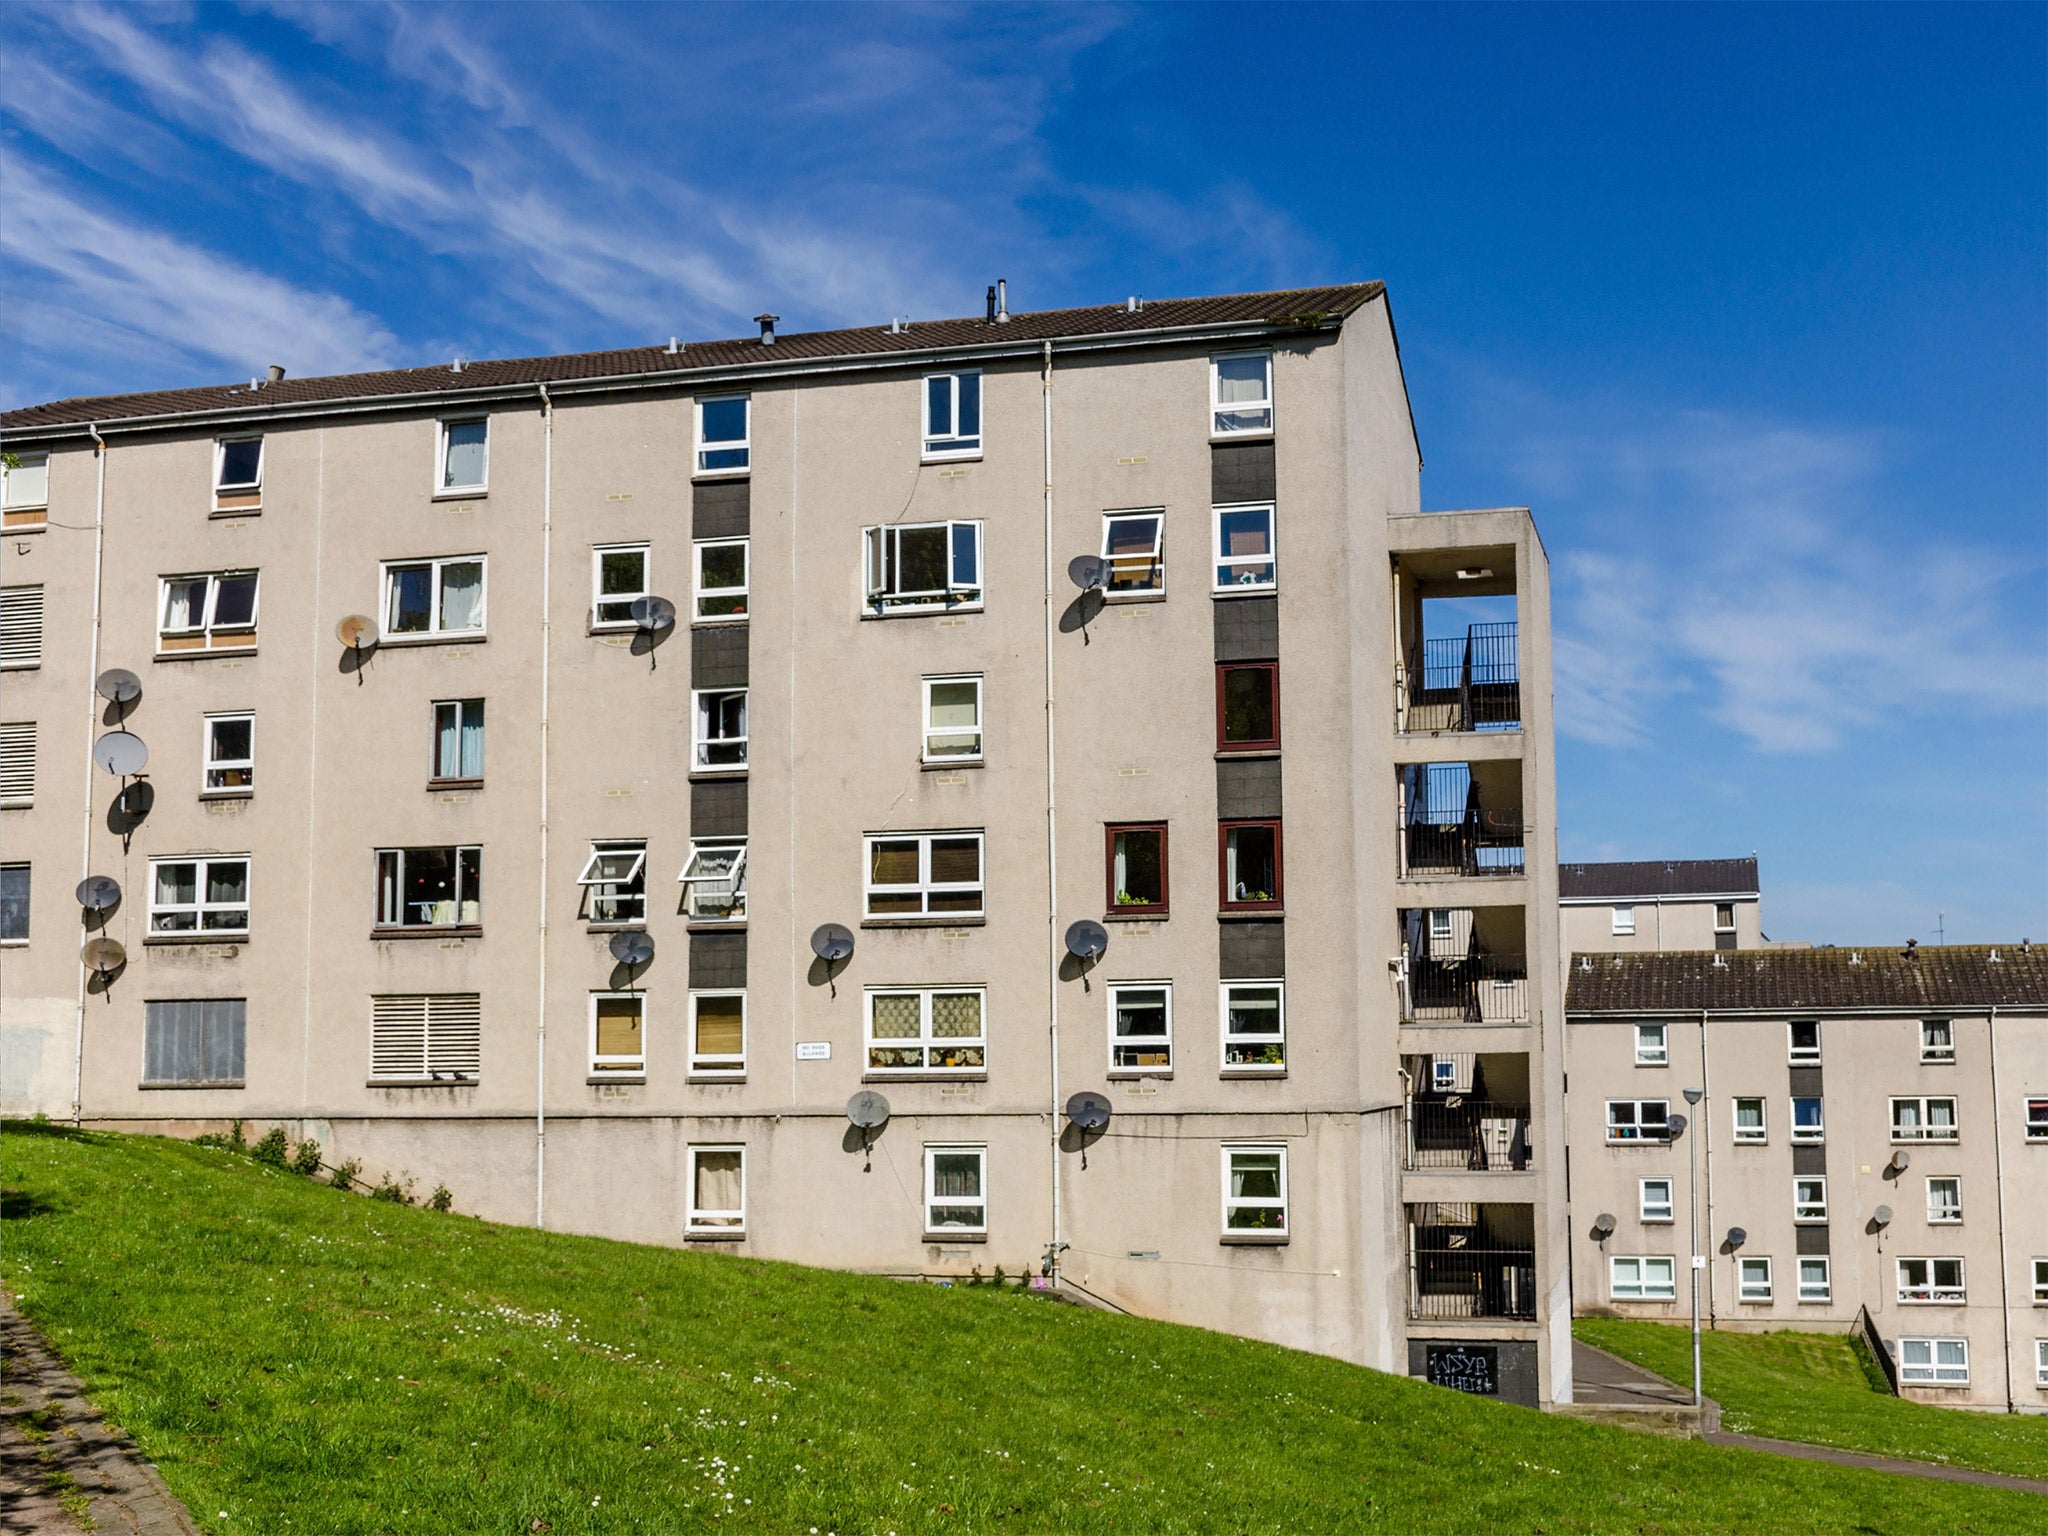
[143,932,247,946]
[860,916,986,929]
[1219,1232,1288,1246]
[1219,908,1284,920]
[921,758,984,772]
[587,1074,645,1085]
[1210,587,1278,601]
[688,768,749,781]
[197,789,256,804]
[863,1072,988,1084]
[378,632,487,648]
[154,645,257,662]
[1104,909,1168,923]
[1639,1216,1675,1225]
[1921,1058,1956,1067]
[0,940,27,949]
[1110,1070,1173,1082]
[925,1230,988,1243]
[688,1074,747,1085]
[367,1077,477,1089]
[920,451,983,466]
[138,1080,244,1090]
[684,1229,747,1242]
[428,778,483,791]
[1219,1067,1287,1080]
[860,604,985,621]
[685,919,749,933]
[1209,429,1275,443]
[691,469,751,483]
[1732,1139,1768,1147]
[1216,747,1282,759]
[432,488,488,502]
[589,623,639,638]
[209,506,262,520]
[691,615,750,628]
[371,926,483,940]
[1102,591,1167,605]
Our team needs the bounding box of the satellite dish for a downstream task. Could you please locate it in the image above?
[80,937,127,974]
[1725,1226,1748,1249]
[94,668,141,704]
[1065,1091,1112,1132]
[1665,1113,1687,1140]
[846,1090,891,1130]
[92,731,148,777]
[1873,1204,1893,1227]
[1590,1213,1617,1241]
[1067,554,1108,591]
[335,614,377,649]
[608,929,655,966]
[630,596,677,632]
[75,876,122,911]
[1064,920,1109,962]
[810,923,855,963]
[1890,1150,1910,1172]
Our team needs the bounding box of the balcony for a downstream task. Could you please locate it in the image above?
[1405,955,1529,1025]
[1408,1202,1537,1321]
[1405,1052,1533,1170]
[1400,622,1520,735]
[1399,762,1525,878]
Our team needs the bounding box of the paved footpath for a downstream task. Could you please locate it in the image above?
[1,1296,201,1535]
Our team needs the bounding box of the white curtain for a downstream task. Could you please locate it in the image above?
[439,563,483,630]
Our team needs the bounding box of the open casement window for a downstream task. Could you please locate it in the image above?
[1106,824,1167,914]
[1221,982,1284,1072]
[1899,1337,1968,1384]
[1925,1177,1962,1224]
[0,864,27,943]
[1732,1098,1766,1143]
[382,556,485,640]
[213,436,263,512]
[924,1145,988,1233]
[159,571,259,653]
[1610,1256,1676,1300]
[694,539,749,621]
[150,856,250,936]
[689,991,746,1077]
[1212,503,1276,592]
[590,993,645,1075]
[1638,1178,1673,1223]
[1219,820,1281,911]
[0,722,36,805]
[1216,663,1279,751]
[370,994,481,1082]
[923,675,983,763]
[1791,1097,1824,1143]
[142,999,246,1086]
[2,451,49,526]
[686,1145,745,1232]
[430,699,485,781]
[1101,511,1165,596]
[1221,1143,1287,1234]
[1897,1257,1965,1304]
[1891,1097,1958,1142]
[1606,1099,1671,1143]
[1793,1177,1828,1223]
[1797,1257,1832,1303]
[865,987,986,1074]
[592,544,649,629]
[678,841,748,922]
[864,831,983,918]
[437,418,488,493]
[1738,1257,1773,1302]
[922,371,982,460]
[0,585,44,669]
[375,846,481,929]
[695,395,750,475]
[1788,1020,1821,1061]
[692,689,748,771]
[863,521,983,613]
[1920,1019,1955,1063]
[1634,1023,1668,1066]
[577,840,647,924]
[1109,983,1172,1074]
[1211,352,1273,436]
[203,713,254,793]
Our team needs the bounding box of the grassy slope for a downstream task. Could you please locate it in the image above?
[2,1127,2039,1536]
[1575,1316,2048,1479]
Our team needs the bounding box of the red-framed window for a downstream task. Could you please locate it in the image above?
[1106,823,1169,915]
[1219,820,1282,911]
[1217,662,1280,752]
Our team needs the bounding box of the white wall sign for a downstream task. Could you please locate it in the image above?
[795,1041,830,1061]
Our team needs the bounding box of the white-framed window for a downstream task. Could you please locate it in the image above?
[1634,1023,1668,1066]
[1926,1177,1962,1225]
[1791,1096,1825,1144]
[1891,1096,1958,1142]
[1798,1256,1832,1303]
[865,986,986,1075]
[922,371,982,460]
[1221,982,1285,1072]
[1611,904,1635,936]
[1101,510,1165,596]
[863,520,983,613]
[381,556,485,640]
[1210,351,1273,436]
[0,721,36,806]
[1212,502,1276,592]
[692,688,748,771]
[864,831,983,918]
[0,585,44,669]
[159,571,259,653]
[1110,983,1172,1074]
[1610,1255,1676,1300]
[149,855,250,936]
[141,999,245,1086]
[693,538,749,622]
[431,698,485,781]
[0,863,27,944]
[1788,1020,1821,1062]
[689,991,746,1077]
[1738,1256,1773,1302]
[592,544,650,629]
[1606,1099,1671,1143]
[1897,1257,1965,1304]
[1,450,49,520]
[678,840,748,922]
[2031,1098,2048,1141]
[375,846,481,928]
[1428,907,1455,947]
[1899,1336,1968,1385]
[202,713,254,792]
[1733,1097,1766,1144]
[1221,1142,1287,1234]
[437,417,489,493]
[590,992,645,1075]
[923,1144,988,1233]
[576,840,646,925]
[2036,1339,2048,1387]
[921,675,984,763]
[1793,1176,1828,1223]
[686,1145,745,1232]
[695,395,750,475]
[370,993,482,1082]
[1920,1019,1955,1063]
[2034,1258,2048,1304]
[213,435,263,509]
[1714,902,1735,933]
[1639,1177,1674,1223]
[1431,1058,1458,1091]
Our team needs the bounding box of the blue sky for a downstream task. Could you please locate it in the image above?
[4,2,2043,942]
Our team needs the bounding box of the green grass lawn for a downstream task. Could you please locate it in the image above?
[1575,1316,2048,1479]
[4,1124,2042,1536]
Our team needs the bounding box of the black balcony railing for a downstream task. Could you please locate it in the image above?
[1406,1100,1534,1171]
[1409,1240,1538,1321]
[1402,622,1521,733]
[1406,956,1529,1024]
[1403,808,1526,877]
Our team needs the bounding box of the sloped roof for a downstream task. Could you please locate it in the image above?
[1559,857,1759,901]
[1566,945,2048,1014]
[1,283,1384,434]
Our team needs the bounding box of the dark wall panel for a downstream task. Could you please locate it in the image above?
[691,779,748,838]
[693,479,750,540]
[1220,919,1285,978]
[690,930,748,988]
[1214,596,1280,662]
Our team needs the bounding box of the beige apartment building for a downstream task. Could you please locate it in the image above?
[0,283,1570,1404]
[1559,857,1764,958]
[1566,945,2048,1410]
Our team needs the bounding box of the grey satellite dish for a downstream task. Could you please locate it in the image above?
[1067,554,1109,591]
[336,614,378,649]
[1590,1213,1617,1241]
[1890,1150,1910,1172]
[1873,1204,1893,1228]
[846,1090,891,1130]
[1725,1226,1748,1250]
[630,596,677,633]
[810,923,855,964]
[1665,1112,1687,1140]
[75,876,122,911]
[80,936,126,974]
[1064,920,1109,962]
[93,731,148,777]
[94,668,141,705]
[608,930,655,967]
[1065,1091,1112,1132]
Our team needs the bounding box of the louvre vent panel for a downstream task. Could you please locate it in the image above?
[0,586,44,668]
[0,722,36,802]
[371,993,481,1079]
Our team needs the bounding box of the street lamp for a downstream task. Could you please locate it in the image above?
[1682,1085,1706,1408]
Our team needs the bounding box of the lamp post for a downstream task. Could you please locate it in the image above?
[1682,1085,1706,1408]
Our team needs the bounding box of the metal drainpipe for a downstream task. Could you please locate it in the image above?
[534,383,554,1227]
[70,424,108,1126]
[1987,1003,2014,1411]
[1041,340,1063,1284]
[1699,1007,1717,1324]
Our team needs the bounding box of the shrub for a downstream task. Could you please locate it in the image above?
[329,1157,362,1193]
[290,1139,323,1177]
[252,1127,291,1167]
[370,1172,416,1205]
[427,1184,453,1213]
[193,1119,248,1154]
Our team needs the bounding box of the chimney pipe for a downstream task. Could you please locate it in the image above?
[755,314,778,345]
[266,364,285,384]
[996,278,1009,323]
[986,285,997,324]
[666,336,681,355]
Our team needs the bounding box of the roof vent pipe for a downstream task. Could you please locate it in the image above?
[666,337,681,355]
[1127,295,1143,313]
[756,313,778,345]
[266,364,285,384]
[996,278,1010,323]
[986,285,998,324]
[247,378,259,392]
[452,357,463,373]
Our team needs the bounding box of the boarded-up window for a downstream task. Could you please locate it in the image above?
[0,586,44,669]
[370,994,482,1080]
[143,999,246,1086]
